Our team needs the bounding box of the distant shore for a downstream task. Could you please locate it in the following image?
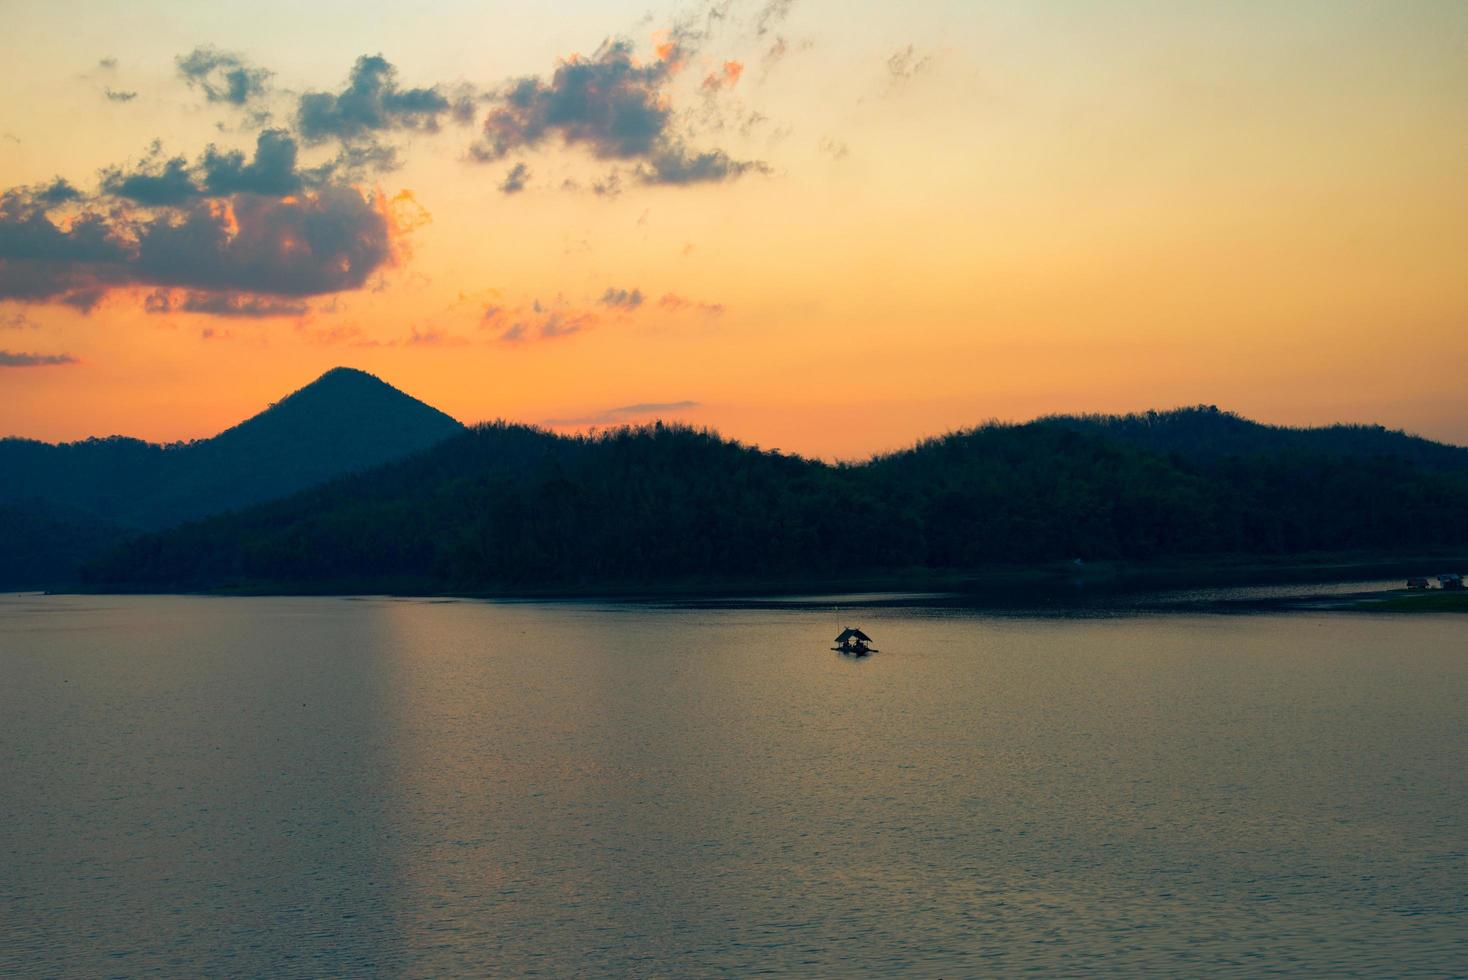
[56,549,1468,612]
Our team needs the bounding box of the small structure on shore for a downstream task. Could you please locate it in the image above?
[1407,577,1430,590]
[833,627,876,657]
[1440,574,1464,591]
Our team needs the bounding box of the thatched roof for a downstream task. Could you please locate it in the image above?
[835,627,872,643]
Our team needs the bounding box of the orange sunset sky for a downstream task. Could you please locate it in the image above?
[1,0,1465,459]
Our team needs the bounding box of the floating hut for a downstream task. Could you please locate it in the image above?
[833,627,876,656]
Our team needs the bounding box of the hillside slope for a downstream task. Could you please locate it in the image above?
[83,414,1468,594]
[0,368,464,587]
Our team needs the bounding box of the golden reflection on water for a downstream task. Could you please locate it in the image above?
[2,594,1465,976]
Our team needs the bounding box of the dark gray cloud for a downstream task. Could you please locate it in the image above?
[100,147,198,205]
[0,350,78,367]
[176,46,272,105]
[545,400,699,426]
[474,40,673,161]
[0,180,397,307]
[98,57,118,71]
[36,179,82,206]
[104,87,138,103]
[200,129,308,196]
[471,38,766,186]
[144,289,309,318]
[296,54,462,144]
[599,286,643,310]
[131,186,394,296]
[499,161,530,194]
[638,144,769,185]
[101,130,313,205]
[328,140,402,178]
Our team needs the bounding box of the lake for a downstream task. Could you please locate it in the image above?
[1,594,1463,977]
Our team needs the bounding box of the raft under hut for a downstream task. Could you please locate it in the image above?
[833,627,876,657]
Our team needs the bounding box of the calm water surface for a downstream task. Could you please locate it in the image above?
[1,594,1464,977]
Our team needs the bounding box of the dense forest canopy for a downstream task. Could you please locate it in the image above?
[82,408,1468,593]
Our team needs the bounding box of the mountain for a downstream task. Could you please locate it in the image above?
[82,411,1468,595]
[0,368,464,588]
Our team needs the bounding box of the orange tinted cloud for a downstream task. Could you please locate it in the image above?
[702,60,744,92]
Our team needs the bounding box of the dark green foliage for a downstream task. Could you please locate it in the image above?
[0,501,135,590]
[83,410,1468,593]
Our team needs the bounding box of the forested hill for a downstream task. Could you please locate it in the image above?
[0,368,463,588]
[1,367,464,530]
[84,411,1468,594]
[1041,406,1468,471]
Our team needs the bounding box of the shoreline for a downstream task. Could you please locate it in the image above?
[45,550,1468,613]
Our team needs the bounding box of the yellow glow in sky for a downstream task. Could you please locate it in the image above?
[1,1,1466,458]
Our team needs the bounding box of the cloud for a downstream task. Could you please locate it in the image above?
[598,286,643,310]
[545,400,700,426]
[98,57,118,71]
[701,60,744,92]
[591,171,623,197]
[200,129,310,196]
[474,40,674,161]
[296,54,466,144]
[754,0,797,37]
[101,130,318,205]
[499,161,530,195]
[0,350,77,367]
[0,180,402,308]
[294,321,382,347]
[3,310,36,328]
[104,88,138,103]
[472,38,765,187]
[406,325,468,346]
[133,187,397,296]
[144,288,309,318]
[638,144,768,185]
[819,136,849,160]
[36,179,83,206]
[176,46,272,106]
[485,298,601,343]
[658,292,724,316]
[100,147,199,205]
[887,44,933,85]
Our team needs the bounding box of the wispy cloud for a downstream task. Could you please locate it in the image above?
[658,292,725,316]
[144,289,309,318]
[176,46,272,106]
[886,44,933,87]
[0,350,78,367]
[544,400,700,426]
[599,286,644,310]
[499,161,530,195]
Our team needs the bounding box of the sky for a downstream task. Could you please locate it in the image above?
[1,0,1465,459]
